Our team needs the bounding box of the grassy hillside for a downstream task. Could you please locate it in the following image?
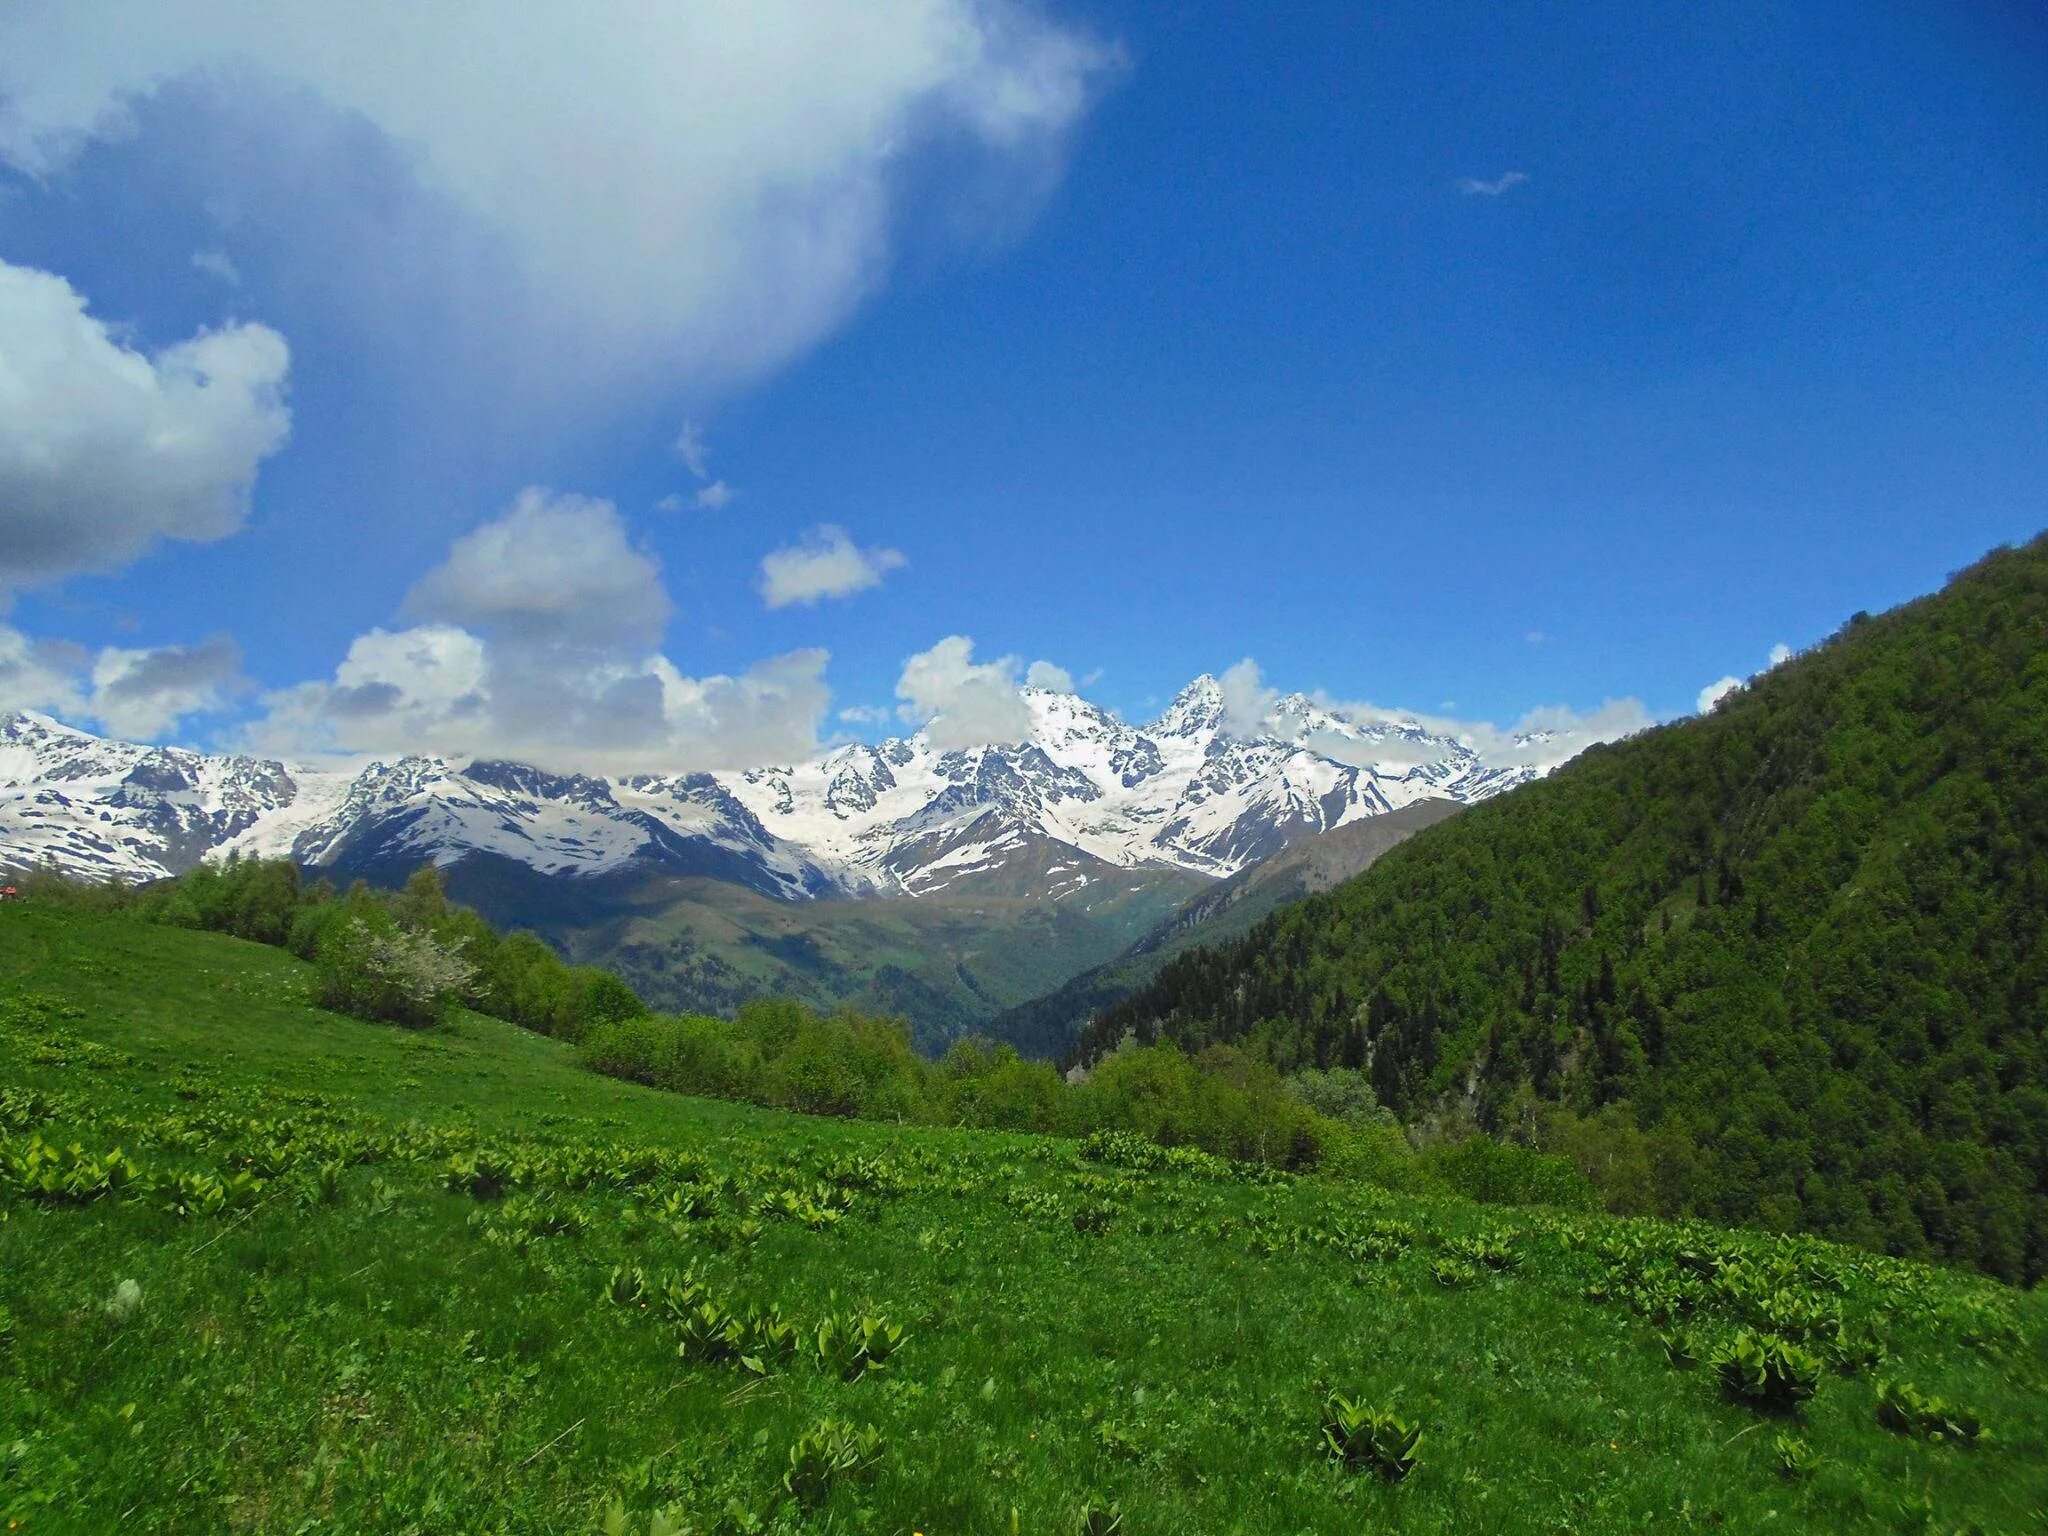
[993,800,1463,1057]
[2,905,2043,1533]
[1092,536,2048,1282]
[435,853,1207,1051]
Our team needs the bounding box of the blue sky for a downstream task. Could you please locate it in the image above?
[0,1,2042,770]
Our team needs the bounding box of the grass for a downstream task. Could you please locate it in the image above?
[2,904,2043,1534]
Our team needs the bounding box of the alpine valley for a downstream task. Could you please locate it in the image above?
[0,675,1549,1046]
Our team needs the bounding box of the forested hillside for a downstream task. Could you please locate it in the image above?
[1089,537,2048,1283]
[993,800,1462,1057]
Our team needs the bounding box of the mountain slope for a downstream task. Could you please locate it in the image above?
[992,799,1465,1057]
[1093,536,2048,1282]
[428,852,1205,1051]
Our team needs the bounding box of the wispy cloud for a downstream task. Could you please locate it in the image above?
[1457,170,1529,196]
[190,248,241,286]
[674,421,710,480]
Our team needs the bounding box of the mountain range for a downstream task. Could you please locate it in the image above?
[0,674,1541,895]
[0,674,1551,1042]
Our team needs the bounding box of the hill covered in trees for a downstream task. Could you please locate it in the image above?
[992,800,1462,1057]
[1088,537,2048,1283]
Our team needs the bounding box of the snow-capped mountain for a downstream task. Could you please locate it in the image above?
[0,677,1547,897]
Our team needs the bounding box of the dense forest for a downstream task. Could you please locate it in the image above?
[1087,536,2048,1283]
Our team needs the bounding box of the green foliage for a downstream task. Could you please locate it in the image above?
[1421,1135,1597,1211]
[1319,1393,1422,1481]
[781,1419,883,1505]
[314,914,473,1028]
[1093,538,2048,1281]
[1875,1379,1987,1445]
[1711,1329,1822,1412]
[130,856,648,1042]
[1771,1432,1819,1480]
[582,1013,1353,1174]
[1286,1065,1390,1125]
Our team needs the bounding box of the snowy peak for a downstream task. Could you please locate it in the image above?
[1151,674,1226,738]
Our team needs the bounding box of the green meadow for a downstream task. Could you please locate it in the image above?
[2,904,2041,1535]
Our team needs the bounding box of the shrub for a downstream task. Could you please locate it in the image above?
[315,917,473,1028]
[1772,1432,1819,1480]
[1287,1067,1391,1126]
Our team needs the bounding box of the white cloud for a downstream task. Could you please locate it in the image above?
[0,4,1114,405]
[1025,660,1074,693]
[0,627,90,721]
[838,703,894,727]
[256,626,829,774]
[895,635,1031,749]
[1697,644,1795,715]
[190,249,241,286]
[1217,657,1278,738]
[0,258,290,591]
[1525,629,1548,646]
[245,489,832,773]
[694,481,735,512]
[759,525,905,609]
[1458,171,1529,196]
[88,634,246,738]
[1697,677,1742,714]
[674,421,710,480]
[655,494,687,515]
[1504,699,1656,768]
[404,488,669,648]
[1217,660,1654,775]
[0,625,246,739]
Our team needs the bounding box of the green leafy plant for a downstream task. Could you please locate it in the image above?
[811,1308,905,1380]
[1430,1256,1480,1289]
[1444,1235,1517,1271]
[781,1419,882,1505]
[442,1149,516,1201]
[1655,1327,1698,1369]
[674,1300,740,1365]
[1875,1380,1986,1445]
[604,1265,648,1309]
[1821,1319,1885,1375]
[1072,1502,1125,1535]
[1711,1329,1821,1412]
[1771,1432,1819,1480]
[1320,1393,1421,1481]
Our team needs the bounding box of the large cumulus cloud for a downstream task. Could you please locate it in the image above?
[0,259,290,591]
